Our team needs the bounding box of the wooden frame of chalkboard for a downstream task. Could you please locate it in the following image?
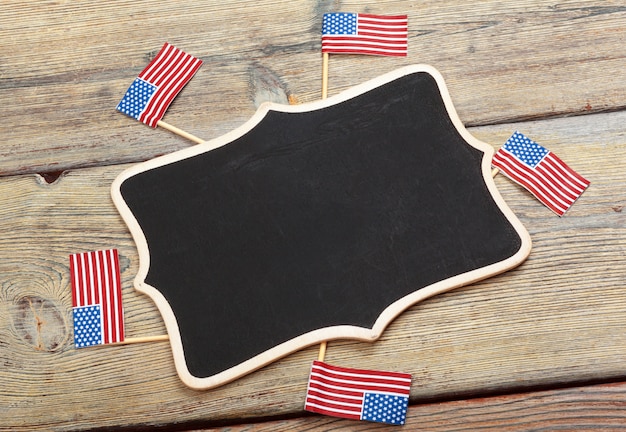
[111,64,531,389]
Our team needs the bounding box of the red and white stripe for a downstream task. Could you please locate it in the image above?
[138,43,203,127]
[323,14,408,57]
[70,249,125,344]
[492,149,590,216]
[304,360,411,420]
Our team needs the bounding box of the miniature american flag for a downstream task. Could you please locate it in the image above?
[322,13,408,57]
[304,360,411,425]
[70,249,125,347]
[492,131,590,216]
[116,42,203,127]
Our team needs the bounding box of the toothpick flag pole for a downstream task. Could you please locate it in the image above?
[321,53,330,100]
[114,335,170,345]
[157,120,205,144]
[318,339,328,362]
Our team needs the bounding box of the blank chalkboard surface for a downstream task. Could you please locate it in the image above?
[112,65,531,389]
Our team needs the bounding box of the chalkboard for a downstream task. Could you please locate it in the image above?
[111,65,531,389]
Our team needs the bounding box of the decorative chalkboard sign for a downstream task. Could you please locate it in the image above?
[111,65,531,389]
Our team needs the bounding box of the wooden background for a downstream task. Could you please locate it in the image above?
[1,1,625,430]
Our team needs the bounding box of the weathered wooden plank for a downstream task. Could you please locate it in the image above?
[0,110,623,430]
[199,381,626,431]
[1,0,626,175]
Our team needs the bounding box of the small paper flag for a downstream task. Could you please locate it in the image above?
[70,249,125,347]
[492,131,590,216]
[322,13,408,57]
[116,42,203,127]
[304,360,411,425]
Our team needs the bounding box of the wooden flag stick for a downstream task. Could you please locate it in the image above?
[157,120,205,144]
[318,341,327,361]
[114,335,170,346]
[321,53,329,100]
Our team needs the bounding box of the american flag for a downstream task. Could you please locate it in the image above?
[116,42,203,127]
[492,131,590,216]
[70,249,125,347]
[304,360,411,425]
[322,13,408,57]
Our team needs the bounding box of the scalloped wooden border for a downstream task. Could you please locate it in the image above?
[111,64,532,389]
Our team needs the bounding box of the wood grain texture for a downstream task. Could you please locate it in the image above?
[199,381,626,431]
[1,0,625,430]
[1,110,624,430]
[1,0,626,175]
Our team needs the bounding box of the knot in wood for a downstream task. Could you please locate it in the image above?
[13,296,68,352]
